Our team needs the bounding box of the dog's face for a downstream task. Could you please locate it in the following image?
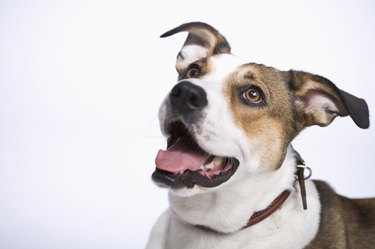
[152,22,369,197]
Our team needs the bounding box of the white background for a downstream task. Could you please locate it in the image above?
[0,0,374,248]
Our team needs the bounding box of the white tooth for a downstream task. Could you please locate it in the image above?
[213,157,223,166]
[199,165,205,170]
[204,162,215,169]
[179,170,184,174]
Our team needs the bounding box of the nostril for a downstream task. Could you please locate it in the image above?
[189,94,203,108]
[169,86,181,104]
[169,81,207,112]
[170,86,181,98]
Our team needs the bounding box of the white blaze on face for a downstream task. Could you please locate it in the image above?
[187,54,256,169]
[157,53,257,195]
[201,54,246,85]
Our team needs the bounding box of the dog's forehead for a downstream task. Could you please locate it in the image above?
[203,54,247,82]
[203,55,283,87]
[232,63,285,88]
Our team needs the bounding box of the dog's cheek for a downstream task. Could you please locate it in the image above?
[226,99,287,171]
[245,119,287,171]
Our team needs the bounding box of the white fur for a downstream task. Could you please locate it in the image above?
[146,148,321,249]
[147,54,321,248]
[179,44,207,63]
[177,44,208,70]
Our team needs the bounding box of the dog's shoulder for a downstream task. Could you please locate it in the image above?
[145,209,171,249]
[340,193,375,248]
[307,180,375,249]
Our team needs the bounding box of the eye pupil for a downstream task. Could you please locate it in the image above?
[187,67,200,78]
[242,87,263,104]
[246,89,260,101]
[249,90,257,98]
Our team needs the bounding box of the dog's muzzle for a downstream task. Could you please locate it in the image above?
[152,81,239,189]
[169,81,207,116]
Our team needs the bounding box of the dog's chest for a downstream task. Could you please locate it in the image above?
[165,212,312,249]
[165,222,250,249]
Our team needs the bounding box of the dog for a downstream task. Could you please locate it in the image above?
[145,22,375,249]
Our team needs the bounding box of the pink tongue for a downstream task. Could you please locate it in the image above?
[155,136,210,173]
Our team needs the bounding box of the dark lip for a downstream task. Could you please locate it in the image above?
[152,158,239,189]
[155,120,239,189]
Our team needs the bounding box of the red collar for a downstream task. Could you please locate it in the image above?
[196,154,311,233]
[245,190,291,227]
[196,190,291,233]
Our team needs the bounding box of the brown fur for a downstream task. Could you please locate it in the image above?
[161,22,230,73]
[161,22,373,248]
[307,181,375,249]
[225,63,296,170]
[223,63,375,246]
[178,57,211,81]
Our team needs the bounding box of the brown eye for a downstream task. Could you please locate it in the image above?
[242,87,264,105]
[186,66,200,78]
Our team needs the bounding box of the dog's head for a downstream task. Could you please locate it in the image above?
[152,22,369,196]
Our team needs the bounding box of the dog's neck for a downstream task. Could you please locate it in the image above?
[168,146,299,233]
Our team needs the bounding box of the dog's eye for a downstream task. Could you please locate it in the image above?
[186,65,200,78]
[241,87,264,105]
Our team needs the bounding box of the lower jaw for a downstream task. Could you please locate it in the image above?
[152,158,239,189]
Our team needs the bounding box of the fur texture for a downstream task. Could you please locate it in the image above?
[146,22,373,249]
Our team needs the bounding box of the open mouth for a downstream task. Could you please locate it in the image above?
[152,121,239,189]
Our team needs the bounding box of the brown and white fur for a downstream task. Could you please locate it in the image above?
[146,22,374,249]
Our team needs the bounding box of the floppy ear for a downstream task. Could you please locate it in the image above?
[160,22,231,73]
[288,70,370,129]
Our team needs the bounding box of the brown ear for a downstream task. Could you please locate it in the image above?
[288,70,370,129]
[160,22,231,73]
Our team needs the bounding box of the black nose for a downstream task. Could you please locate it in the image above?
[169,81,208,114]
